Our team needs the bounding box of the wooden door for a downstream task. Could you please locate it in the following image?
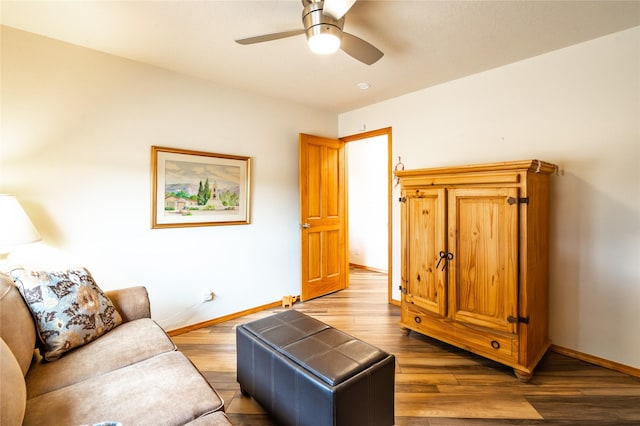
[299,133,347,301]
[402,188,447,316]
[448,187,519,334]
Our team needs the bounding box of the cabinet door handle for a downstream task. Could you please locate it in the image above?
[507,315,530,324]
[436,251,454,271]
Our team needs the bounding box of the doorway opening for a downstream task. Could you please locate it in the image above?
[342,127,395,304]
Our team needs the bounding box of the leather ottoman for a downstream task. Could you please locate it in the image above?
[236,310,395,426]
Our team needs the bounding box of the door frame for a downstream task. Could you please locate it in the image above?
[341,127,395,305]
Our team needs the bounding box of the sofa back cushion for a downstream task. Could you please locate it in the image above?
[11,267,123,361]
[1,338,27,426]
[0,273,36,375]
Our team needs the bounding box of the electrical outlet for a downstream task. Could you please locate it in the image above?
[201,290,215,302]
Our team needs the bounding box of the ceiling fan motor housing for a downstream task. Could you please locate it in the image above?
[302,0,345,45]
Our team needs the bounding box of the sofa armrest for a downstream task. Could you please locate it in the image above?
[105,286,151,322]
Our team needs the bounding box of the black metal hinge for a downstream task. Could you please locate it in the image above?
[507,315,530,324]
[507,197,529,205]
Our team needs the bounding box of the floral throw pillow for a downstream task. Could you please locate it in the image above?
[11,267,122,361]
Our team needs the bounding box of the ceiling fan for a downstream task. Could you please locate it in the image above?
[235,0,383,65]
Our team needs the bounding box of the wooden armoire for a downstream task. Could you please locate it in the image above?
[396,160,557,381]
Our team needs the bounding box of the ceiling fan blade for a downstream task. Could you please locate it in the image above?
[340,32,383,65]
[235,29,305,45]
[322,0,356,20]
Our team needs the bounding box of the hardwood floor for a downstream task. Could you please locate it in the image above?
[173,268,640,425]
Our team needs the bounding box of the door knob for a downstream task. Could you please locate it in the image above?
[300,223,311,229]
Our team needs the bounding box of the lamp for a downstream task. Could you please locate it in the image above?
[303,1,344,55]
[0,195,42,259]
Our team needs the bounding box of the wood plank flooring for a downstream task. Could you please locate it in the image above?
[173,268,640,425]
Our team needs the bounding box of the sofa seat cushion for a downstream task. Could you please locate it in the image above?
[24,350,225,426]
[11,267,123,361]
[27,318,176,398]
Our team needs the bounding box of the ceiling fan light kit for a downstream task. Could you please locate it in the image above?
[308,32,341,55]
[235,0,383,65]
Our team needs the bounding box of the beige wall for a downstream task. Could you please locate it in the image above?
[339,26,640,369]
[0,26,337,330]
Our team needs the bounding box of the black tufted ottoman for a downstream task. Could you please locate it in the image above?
[236,310,395,426]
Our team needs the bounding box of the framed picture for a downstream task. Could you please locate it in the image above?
[151,146,251,228]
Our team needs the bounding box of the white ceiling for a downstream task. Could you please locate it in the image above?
[2,1,639,113]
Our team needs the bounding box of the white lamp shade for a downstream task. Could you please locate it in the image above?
[0,195,42,250]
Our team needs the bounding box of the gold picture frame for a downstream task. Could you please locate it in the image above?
[151,146,251,228]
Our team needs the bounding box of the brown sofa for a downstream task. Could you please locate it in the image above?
[0,272,232,426]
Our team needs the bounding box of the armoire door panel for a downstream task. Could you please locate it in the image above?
[448,187,519,334]
[405,188,447,316]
